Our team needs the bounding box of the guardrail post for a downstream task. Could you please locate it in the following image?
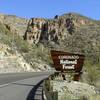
[43,79,58,100]
[52,91,58,100]
[45,79,50,91]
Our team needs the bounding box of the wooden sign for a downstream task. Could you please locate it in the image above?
[50,50,85,73]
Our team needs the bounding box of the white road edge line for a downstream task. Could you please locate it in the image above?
[0,83,10,88]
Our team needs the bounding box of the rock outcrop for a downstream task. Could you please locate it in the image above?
[24,14,76,44]
[24,13,95,45]
[0,43,34,73]
[24,18,47,44]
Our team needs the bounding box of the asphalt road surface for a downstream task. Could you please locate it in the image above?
[0,72,52,100]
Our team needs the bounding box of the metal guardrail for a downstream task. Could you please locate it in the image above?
[43,79,58,100]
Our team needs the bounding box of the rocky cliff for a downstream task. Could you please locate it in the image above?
[24,13,95,45]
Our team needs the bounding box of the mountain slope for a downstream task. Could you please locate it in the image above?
[0,12,100,73]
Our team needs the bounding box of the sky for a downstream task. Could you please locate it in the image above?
[0,0,100,20]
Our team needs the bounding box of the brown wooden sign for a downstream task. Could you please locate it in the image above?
[50,50,85,73]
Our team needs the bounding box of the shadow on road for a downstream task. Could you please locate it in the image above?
[26,80,44,100]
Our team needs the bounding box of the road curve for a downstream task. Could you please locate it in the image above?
[0,72,52,100]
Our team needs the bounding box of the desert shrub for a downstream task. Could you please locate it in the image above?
[0,28,13,47]
[14,35,30,53]
[84,59,100,86]
[60,93,73,100]
[6,49,15,54]
[88,95,100,100]
[80,94,100,100]
[23,43,53,66]
[0,22,9,33]
[0,34,11,46]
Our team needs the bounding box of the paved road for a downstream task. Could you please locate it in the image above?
[0,72,52,100]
